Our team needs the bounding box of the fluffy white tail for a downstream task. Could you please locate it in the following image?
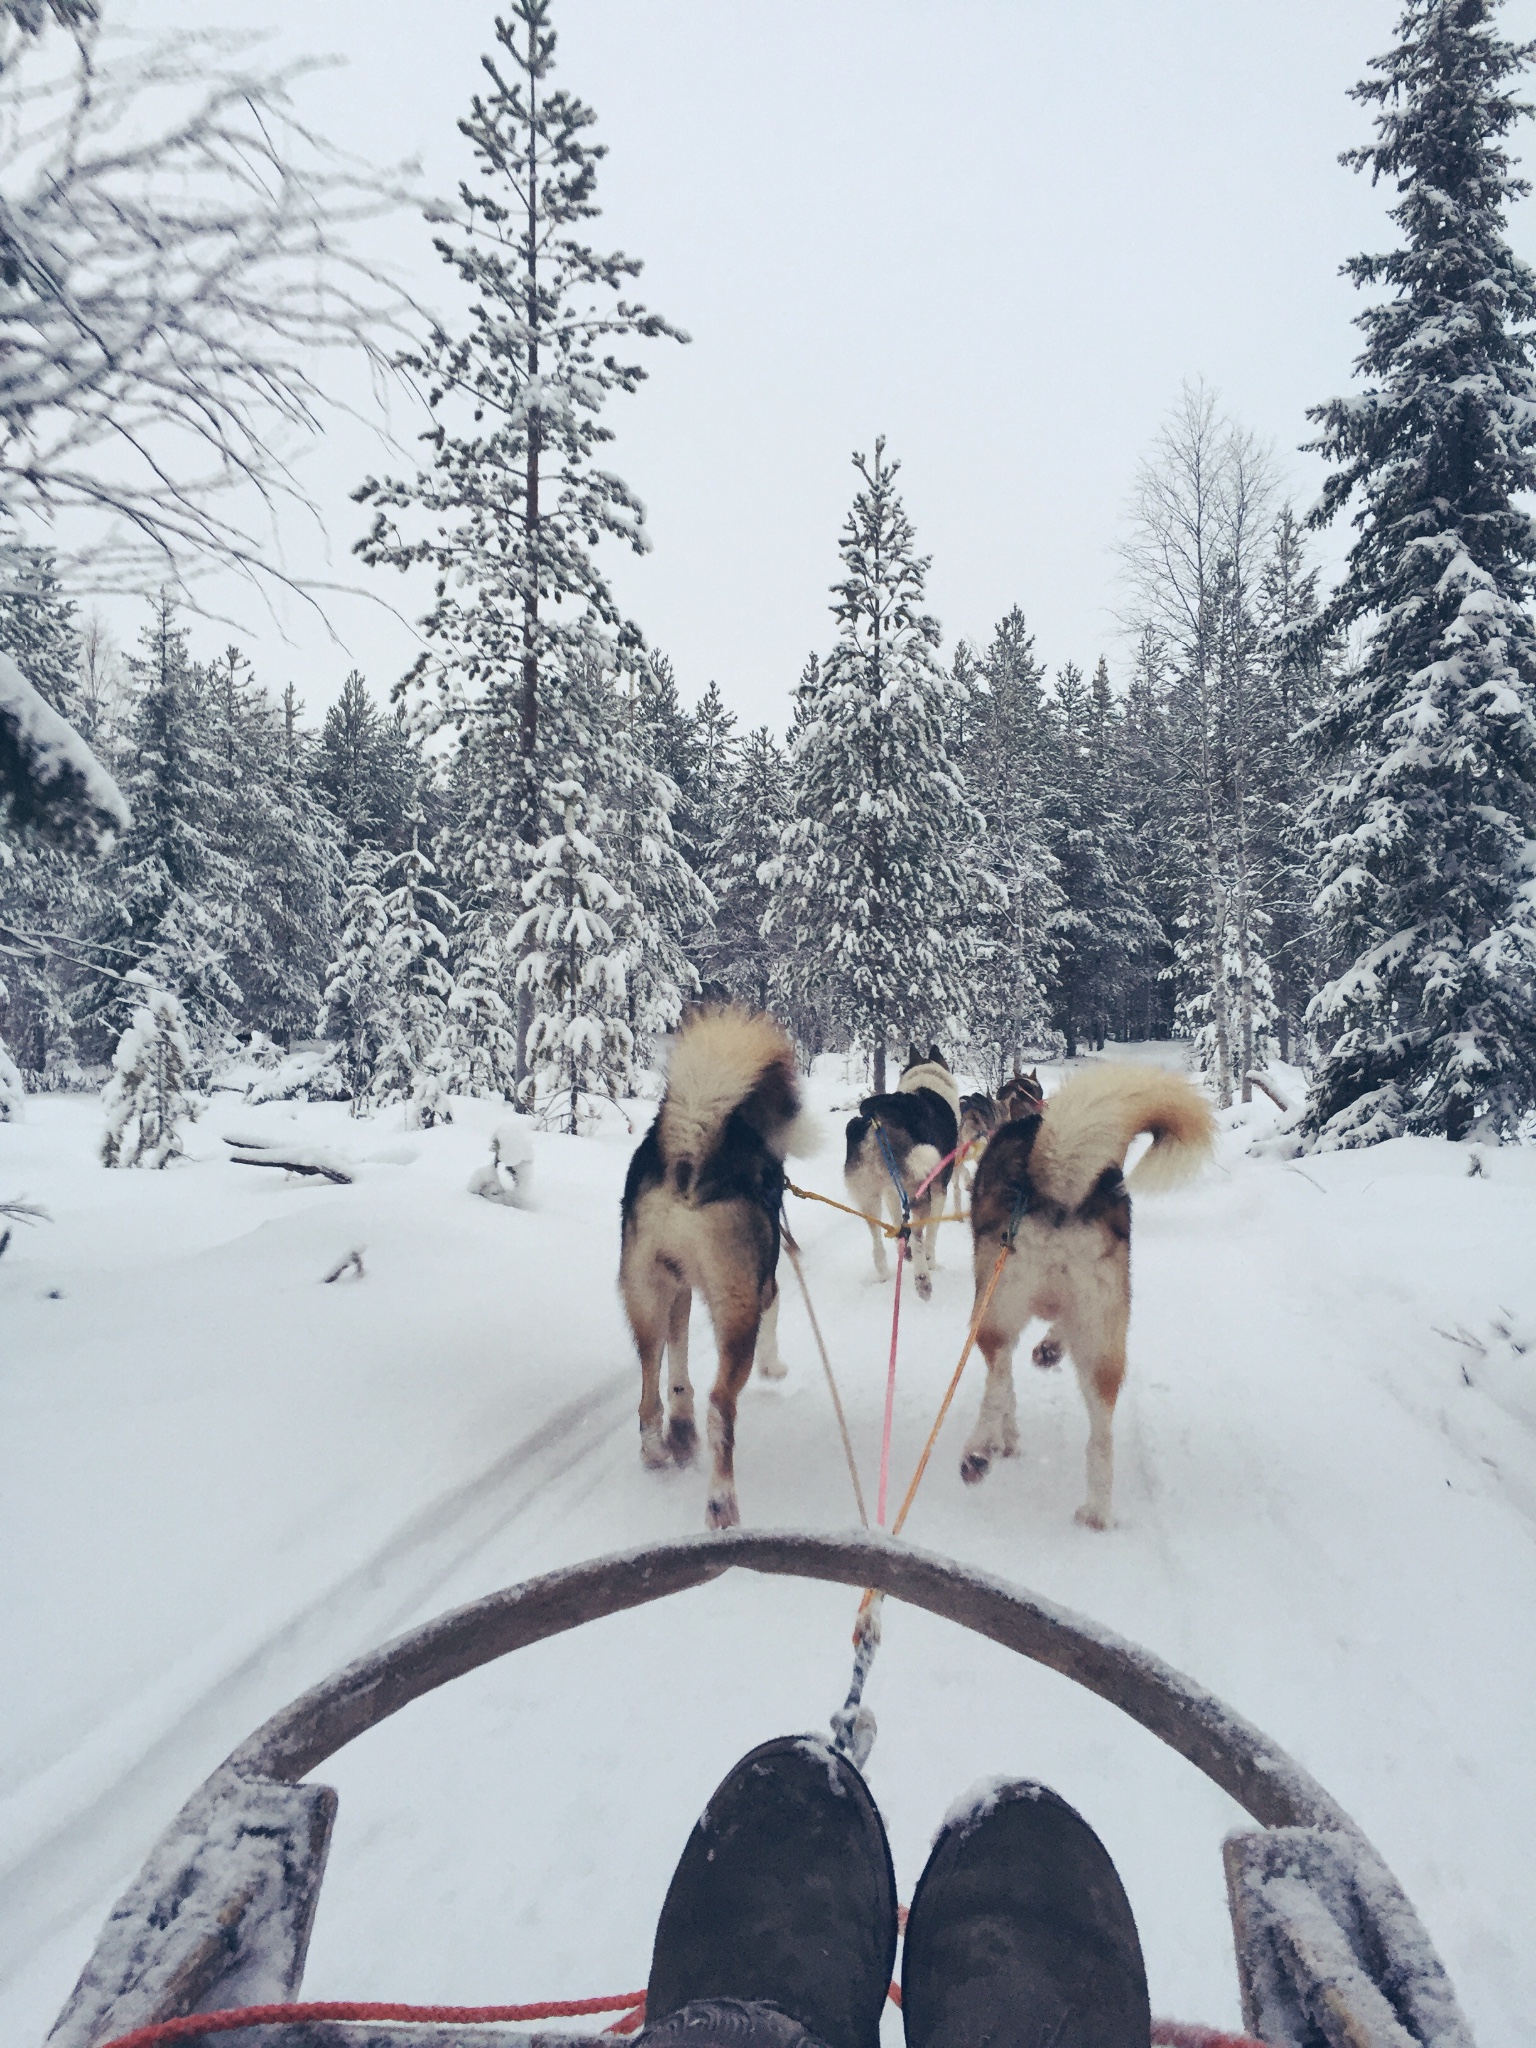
[1029,1064,1216,1211]
[659,1007,807,1165]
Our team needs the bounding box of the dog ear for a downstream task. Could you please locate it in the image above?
[928,1043,942,1064]
[1028,1068,1038,1082]
[906,1043,918,1065]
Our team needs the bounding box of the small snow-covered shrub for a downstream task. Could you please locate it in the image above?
[467,1120,535,1208]
[247,1041,347,1105]
[100,987,204,1168]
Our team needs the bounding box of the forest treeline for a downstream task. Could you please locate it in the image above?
[3,0,1536,1151]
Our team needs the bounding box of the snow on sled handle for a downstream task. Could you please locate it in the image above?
[46,1529,1472,2048]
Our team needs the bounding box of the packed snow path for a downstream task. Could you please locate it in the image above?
[3,1054,1534,2045]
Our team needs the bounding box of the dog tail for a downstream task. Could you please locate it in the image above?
[906,1142,942,1207]
[1028,1064,1215,1212]
[660,1007,814,1191]
[844,1113,871,1171]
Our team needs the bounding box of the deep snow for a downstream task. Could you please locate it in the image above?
[2,1053,1535,2045]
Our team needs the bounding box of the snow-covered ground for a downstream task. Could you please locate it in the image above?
[3,1053,1535,2046]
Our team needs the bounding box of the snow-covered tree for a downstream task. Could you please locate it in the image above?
[86,597,241,1045]
[354,0,684,1087]
[960,609,1062,1082]
[766,440,984,1089]
[99,984,201,1168]
[0,1006,23,1121]
[313,671,423,857]
[317,849,396,1114]
[1042,659,1156,1056]
[368,824,456,1123]
[513,780,632,1131]
[1300,0,1536,1145]
[702,724,790,1009]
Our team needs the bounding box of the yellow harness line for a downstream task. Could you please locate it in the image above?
[785,1181,971,1236]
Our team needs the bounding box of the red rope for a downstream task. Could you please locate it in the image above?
[95,1994,1263,2048]
[96,1994,649,2048]
[1151,2025,1266,2048]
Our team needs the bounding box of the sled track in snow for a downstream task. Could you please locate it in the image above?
[0,1373,634,1996]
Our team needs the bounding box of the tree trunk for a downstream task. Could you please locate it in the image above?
[873,1041,886,1094]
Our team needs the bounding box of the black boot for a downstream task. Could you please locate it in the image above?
[646,1736,898,2048]
[902,1781,1150,2048]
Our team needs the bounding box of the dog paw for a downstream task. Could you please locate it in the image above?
[915,1273,933,1301]
[960,1449,991,1486]
[1032,1337,1063,1370]
[1074,1503,1110,1531]
[706,1492,740,1530]
[756,1354,788,1381]
[666,1416,697,1463]
[1000,1428,1020,1458]
[640,1430,671,1470]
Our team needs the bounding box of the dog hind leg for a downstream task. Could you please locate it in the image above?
[704,1311,759,1529]
[626,1272,674,1471]
[1063,1308,1127,1530]
[753,1275,787,1380]
[960,1320,1022,1484]
[665,1286,697,1462]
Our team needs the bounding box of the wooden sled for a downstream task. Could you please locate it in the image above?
[45,1530,1473,2048]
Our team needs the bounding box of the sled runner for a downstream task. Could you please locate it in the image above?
[47,1531,1472,2048]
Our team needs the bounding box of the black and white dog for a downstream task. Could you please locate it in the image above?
[620,1005,817,1529]
[843,1045,960,1301]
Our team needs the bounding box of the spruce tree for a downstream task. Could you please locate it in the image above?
[87,597,241,1047]
[766,441,982,1089]
[314,670,421,857]
[370,823,457,1122]
[354,0,684,1089]
[1300,0,1536,1143]
[513,779,633,1131]
[961,608,1062,1082]
[99,984,201,1169]
[704,724,790,1008]
[318,850,397,1113]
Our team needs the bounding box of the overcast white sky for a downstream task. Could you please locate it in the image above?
[115,0,1536,733]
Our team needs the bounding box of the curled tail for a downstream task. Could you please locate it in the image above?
[659,1006,815,1193]
[844,1114,872,1171]
[1029,1064,1215,1212]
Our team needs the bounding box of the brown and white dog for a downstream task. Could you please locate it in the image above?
[844,1045,961,1301]
[960,1063,1215,1528]
[949,1091,1001,1215]
[620,1006,816,1529]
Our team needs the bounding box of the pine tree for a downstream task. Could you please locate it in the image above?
[1042,660,1155,1056]
[313,670,422,857]
[513,779,633,1131]
[87,596,241,1047]
[960,608,1062,1082]
[99,984,201,1168]
[703,724,790,1008]
[354,0,684,1090]
[318,849,397,1113]
[370,823,457,1123]
[1300,0,1536,1144]
[1117,625,1181,1041]
[766,440,983,1090]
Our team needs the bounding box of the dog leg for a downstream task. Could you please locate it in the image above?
[910,1196,937,1301]
[665,1285,697,1463]
[629,1293,672,1471]
[753,1277,787,1380]
[1069,1336,1125,1530]
[960,1322,1020,1484]
[705,1316,758,1530]
[1032,1326,1064,1370]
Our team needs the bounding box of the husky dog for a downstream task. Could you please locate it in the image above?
[997,1068,1045,1122]
[620,1006,816,1530]
[844,1045,961,1302]
[950,1092,1000,1214]
[960,1063,1215,1528]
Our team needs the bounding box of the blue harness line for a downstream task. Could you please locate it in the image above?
[873,1121,911,1231]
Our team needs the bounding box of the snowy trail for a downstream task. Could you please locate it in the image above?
[4,1070,1536,2044]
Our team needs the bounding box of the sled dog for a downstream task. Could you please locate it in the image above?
[950,1092,1001,1215]
[620,1005,816,1530]
[960,1063,1215,1528]
[844,1045,961,1301]
[997,1069,1045,1122]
